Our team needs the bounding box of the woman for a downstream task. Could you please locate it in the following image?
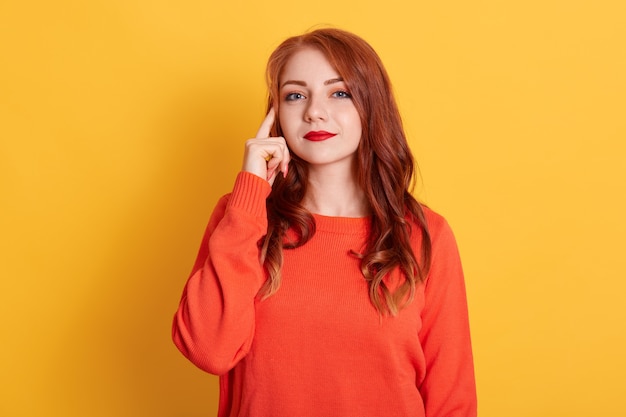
[173,28,476,417]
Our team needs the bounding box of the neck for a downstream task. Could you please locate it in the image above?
[303,164,369,218]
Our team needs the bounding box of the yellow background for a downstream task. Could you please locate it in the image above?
[1,1,625,416]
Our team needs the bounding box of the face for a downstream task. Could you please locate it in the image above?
[277,47,362,170]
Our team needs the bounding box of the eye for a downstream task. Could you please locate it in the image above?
[285,92,305,101]
[332,90,352,99]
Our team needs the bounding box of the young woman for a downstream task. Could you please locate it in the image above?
[173,28,476,417]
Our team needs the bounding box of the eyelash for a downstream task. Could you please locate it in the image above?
[285,92,305,101]
[332,90,352,99]
[283,90,352,101]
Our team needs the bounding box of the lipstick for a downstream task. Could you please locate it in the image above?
[303,131,337,142]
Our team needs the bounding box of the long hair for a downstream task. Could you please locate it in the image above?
[259,28,432,315]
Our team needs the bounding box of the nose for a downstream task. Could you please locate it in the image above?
[304,95,327,122]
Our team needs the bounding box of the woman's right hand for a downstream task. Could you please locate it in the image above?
[242,108,290,185]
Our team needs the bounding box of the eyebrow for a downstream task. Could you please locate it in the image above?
[280,77,344,89]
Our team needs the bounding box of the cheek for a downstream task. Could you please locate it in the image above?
[277,111,286,131]
[344,109,362,137]
[278,109,298,136]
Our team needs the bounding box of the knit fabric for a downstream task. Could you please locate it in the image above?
[173,171,476,417]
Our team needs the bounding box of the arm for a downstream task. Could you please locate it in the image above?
[173,109,289,375]
[418,213,477,416]
[172,172,271,375]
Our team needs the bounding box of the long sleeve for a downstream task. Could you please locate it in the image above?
[418,213,477,417]
[172,172,271,375]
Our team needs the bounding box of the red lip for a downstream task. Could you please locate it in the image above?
[303,131,336,141]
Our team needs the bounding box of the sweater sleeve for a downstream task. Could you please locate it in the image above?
[172,171,271,375]
[418,212,477,417]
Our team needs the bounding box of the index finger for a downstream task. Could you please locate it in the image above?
[255,107,276,139]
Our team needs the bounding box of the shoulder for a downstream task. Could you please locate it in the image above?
[421,205,448,231]
[412,205,459,251]
[411,204,452,235]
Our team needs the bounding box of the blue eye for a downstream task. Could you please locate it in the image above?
[332,90,352,99]
[285,92,305,101]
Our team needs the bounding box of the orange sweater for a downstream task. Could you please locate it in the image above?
[173,172,476,417]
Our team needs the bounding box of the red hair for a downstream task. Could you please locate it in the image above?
[259,28,431,315]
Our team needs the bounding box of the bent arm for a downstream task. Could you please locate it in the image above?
[172,172,271,374]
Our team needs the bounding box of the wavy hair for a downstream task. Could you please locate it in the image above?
[258,28,432,315]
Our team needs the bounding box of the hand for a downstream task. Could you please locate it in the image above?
[242,108,290,185]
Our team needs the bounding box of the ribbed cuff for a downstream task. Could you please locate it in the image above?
[227,171,272,217]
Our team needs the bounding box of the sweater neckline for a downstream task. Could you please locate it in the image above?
[312,213,371,235]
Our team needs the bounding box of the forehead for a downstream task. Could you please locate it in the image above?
[280,47,341,84]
